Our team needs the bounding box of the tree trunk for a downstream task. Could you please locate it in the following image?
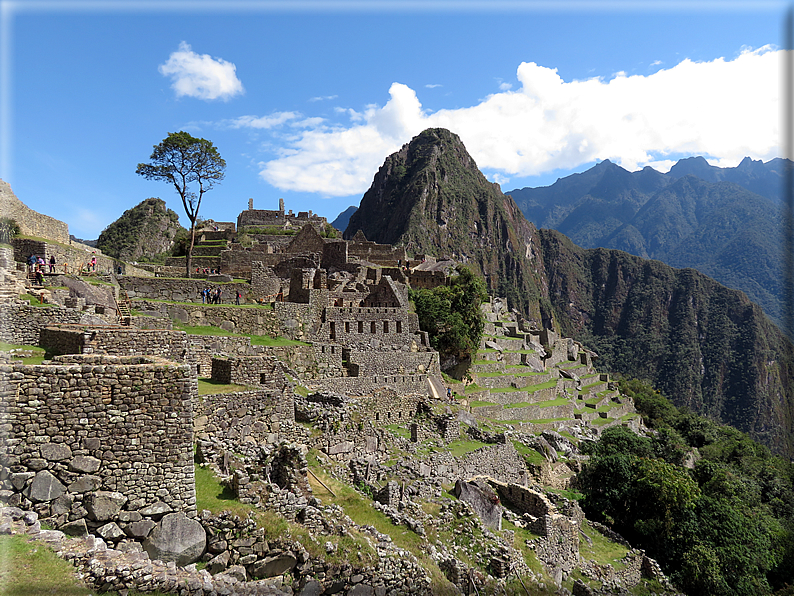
[186,223,196,278]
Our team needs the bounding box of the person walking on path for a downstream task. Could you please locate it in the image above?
[49,255,56,273]
[235,290,241,306]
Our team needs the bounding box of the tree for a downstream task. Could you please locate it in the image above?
[410,265,487,368]
[136,131,225,278]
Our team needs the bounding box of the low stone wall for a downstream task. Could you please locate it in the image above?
[40,325,190,364]
[120,277,252,304]
[0,303,87,346]
[0,354,196,537]
[310,374,430,397]
[458,443,526,485]
[12,238,153,278]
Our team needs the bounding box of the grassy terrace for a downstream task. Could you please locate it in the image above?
[0,343,47,365]
[491,379,557,393]
[171,323,308,346]
[197,378,253,395]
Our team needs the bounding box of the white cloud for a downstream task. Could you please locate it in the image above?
[309,95,338,102]
[159,41,244,101]
[258,45,782,196]
[226,112,300,129]
[425,84,442,89]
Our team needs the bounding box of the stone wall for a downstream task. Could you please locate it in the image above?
[194,388,295,445]
[12,238,153,278]
[0,303,87,346]
[347,350,440,377]
[316,306,424,350]
[0,354,196,535]
[120,277,252,304]
[310,374,430,397]
[1,179,70,244]
[40,325,190,364]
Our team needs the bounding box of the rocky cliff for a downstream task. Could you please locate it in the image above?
[350,128,794,457]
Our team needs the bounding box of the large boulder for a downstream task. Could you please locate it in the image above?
[143,512,206,566]
[452,479,502,530]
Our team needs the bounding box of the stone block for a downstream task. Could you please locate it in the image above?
[138,501,173,518]
[40,443,72,462]
[69,456,101,474]
[126,519,157,539]
[24,470,66,503]
[250,553,298,579]
[86,491,127,521]
[97,522,125,541]
[68,475,102,493]
[60,518,88,537]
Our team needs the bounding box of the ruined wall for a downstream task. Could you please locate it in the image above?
[347,350,440,377]
[119,277,251,304]
[12,238,152,277]
[194,388,295,445]
[40,326,190,364]
[316,306,425,350]
[0,354,196,531]
[347,240,406,266]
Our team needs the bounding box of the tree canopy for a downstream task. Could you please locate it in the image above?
[136,131,225,277]
[410,265,487,367]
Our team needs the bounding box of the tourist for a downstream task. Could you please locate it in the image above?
[35,269,44,285]
[27,254,36,273]
[235,290,241,305]
[49,255,56,273]
[90,255,97,271]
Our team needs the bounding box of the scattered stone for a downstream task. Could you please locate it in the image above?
[250,553,298,579]
[86,491,127,521]
[24,470,66,502]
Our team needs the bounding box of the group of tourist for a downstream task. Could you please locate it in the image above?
[201,287,223,304]
[195,267,221,275]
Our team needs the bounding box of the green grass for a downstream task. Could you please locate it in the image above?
[444,438,488,456]
[0,534,93,595]
[0,343,47,364]
[248,334,308,346]
[386,424,411,440]
[469,400,497,407]
[464,383,485,394]
[579,520,630,570]
[172,322,308,346]
[197,378,252,395]
[537,397,571,408]
[19,293,54,307]
[194,463,256,517]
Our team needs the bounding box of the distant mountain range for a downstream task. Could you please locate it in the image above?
[505,157,789,328]
[346,128,794,457]
[331,206,358,233]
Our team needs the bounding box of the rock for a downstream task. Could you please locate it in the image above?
[249,553,298,579]
[347,585,374,596]
[299,580,324,596]
[51,494,74,516]
[485,340,503,352]
[327,441,354,455]
[86,491,127,521]
[39,443,72,462]
[9,472,35,491]
[69,455,101,474]
[139,501,173,518]
[143,513,207,566]
[97,522,125,541]
[220,565,247,582]
[206,550,230,574]
[452,479,502,530]
[60,518,88,536]
[68,475,102,493]
[25,458,48,471]
[24,470,66,502]
[126,519,157,539]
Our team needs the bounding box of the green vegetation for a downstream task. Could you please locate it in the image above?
[171,322,307,346]
[410,265,487,363]
[19,293,54,307]
[0,534,92,595]
[194,463,255,517]
[96,197,185,261]
[239,226,297,236]
[136,131,226,278]
[197,378,252,395]
[578,379,794,596]
[0,217,19,244]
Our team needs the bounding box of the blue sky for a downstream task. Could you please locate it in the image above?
[0,1,787,239]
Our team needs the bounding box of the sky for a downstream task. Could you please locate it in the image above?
[0,0,788,239]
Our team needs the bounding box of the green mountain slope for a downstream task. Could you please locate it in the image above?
[509,160,787,328]
[351,128,794,457]
[97,197,185,261]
